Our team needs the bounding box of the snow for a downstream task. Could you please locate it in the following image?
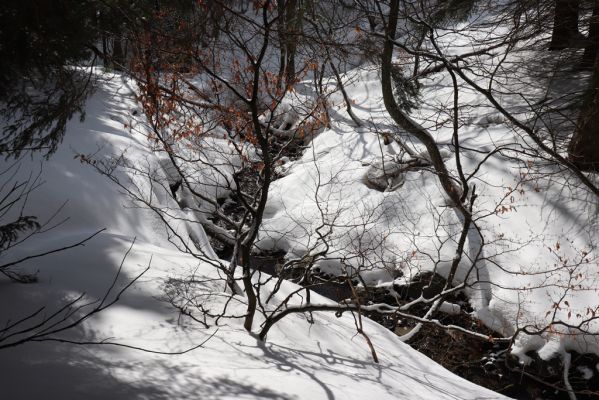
[2,4,599,396]
[578,366,594,380]
[256,26,599,362]
[0,74,506,399]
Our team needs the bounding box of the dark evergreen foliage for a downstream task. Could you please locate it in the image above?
[0,0,98,157]
[0,0,194,158]
[391,64,421,113]
[0,216,40,251]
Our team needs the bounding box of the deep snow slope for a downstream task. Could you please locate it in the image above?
[0,75,506,399]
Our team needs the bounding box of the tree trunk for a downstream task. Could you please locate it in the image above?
[241,243,257,332]
[209,2,224,40]
[102,35,108,66]
[277,0,287,87]
[381,0,464,211]
[582,4,599,68]
[284,0,298,88]
[112,24,124,70]
[550,0,581,50]
[568,58,599,171]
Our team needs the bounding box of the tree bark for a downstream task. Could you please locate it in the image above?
[550,0,581,50]
[381,0,464,211]
[277,0,287,87]
[568,57,599,171]
[582,3,599,68]
[112,23,124,70]
[284,0,299,88]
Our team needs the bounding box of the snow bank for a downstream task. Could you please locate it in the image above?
[0,72,505,399]
[256,37,599,362]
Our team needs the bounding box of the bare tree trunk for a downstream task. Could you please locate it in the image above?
[284,0,298,88]
[102,35,108,66]
[209,2,224,40]
[242,4,274,332]
[329,59,362,126]
[568,57,599,171]
[241,243,257,331]
[381,0,464,211]
[112,24,124,70]
[582,3,599,68]
[412,33,425,78]
[550,0,581,50]
[277,0,287,87]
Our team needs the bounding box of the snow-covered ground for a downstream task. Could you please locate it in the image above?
[256,35,599,362]
[2,5,599,396]
[0,76,507,399]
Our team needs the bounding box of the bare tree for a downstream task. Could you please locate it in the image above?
[78,1,599,395]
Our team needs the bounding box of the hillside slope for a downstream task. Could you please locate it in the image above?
[0,75,506,400]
